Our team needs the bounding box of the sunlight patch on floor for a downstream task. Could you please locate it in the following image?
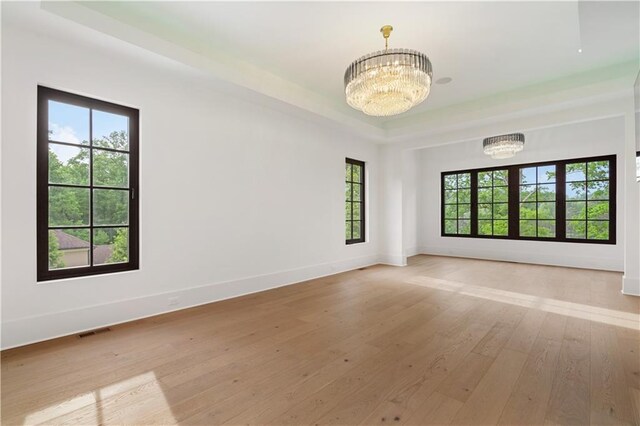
[23,371,175,425]
[407,276,640,330]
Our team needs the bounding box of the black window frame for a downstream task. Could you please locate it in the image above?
[345,158,365,245]
[37,86,140,281]
[441,154,616,245]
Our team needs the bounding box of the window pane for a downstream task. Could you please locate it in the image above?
[520,202,537,219]
[587,161,609,180]
[478,188,492,204]
[352,203,361,221]
[48,144,89,185]
[345,202,352,220]
[537,202,555,220]
[93,189,129,226]
[567,221,586,239]
[587,181,609,200]
[444,190,457,204]
[566,201,586,220]
[458,220,471,235]
[537,184,556,201]
[458,204,471,219]
[458,189,471,204]
[566,182,586,200]
[566,163,586,182]
[444,175,457,189]
[494,203,508,220]
[458,173,471,188]
[587,221,609,240]
[520,185,536,202]
[352,165,362,183]
[93,150,129,188]
[520,220,536,237]
[478,204,492,220]
[587,201,609,220]
[345,221,352,240]
[538,220,556,238]
[494,170,509,186]
[48,100,89,145]
[478,220,492,235]
[478,172,492,187]
[352,184,361,202]
[93,228,128,265]
[352,221,361,239]
[493,220,508,236]
[445,204,458,219]
[520,167,536,184]
[92,110,129,150]
[345,183,352,201]
[345,163,352,181]
[49,187,90,226]
[493,186,508,203]
[444,220,457,234]
[48,229,90,270]
[537,165,556,183]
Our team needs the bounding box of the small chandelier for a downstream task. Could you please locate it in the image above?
[344,25,433,117]
[483,133,525,159]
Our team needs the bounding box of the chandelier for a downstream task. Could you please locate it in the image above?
[483,133,525,159]
[344,25,433,117]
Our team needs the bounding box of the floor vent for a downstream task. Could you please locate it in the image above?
[78,327,111,338]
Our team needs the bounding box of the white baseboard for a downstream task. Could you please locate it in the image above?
[404,246,420,257]
[378,254,407,267]
[1,254,379,350]
[622,276,640,296]
[418,246,623,272]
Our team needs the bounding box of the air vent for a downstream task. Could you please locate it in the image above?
[78,327,111,338]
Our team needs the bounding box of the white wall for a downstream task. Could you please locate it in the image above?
[417,117,626,271]
[1,18,379,348]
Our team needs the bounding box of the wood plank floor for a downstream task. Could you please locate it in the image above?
[2,255,639,425]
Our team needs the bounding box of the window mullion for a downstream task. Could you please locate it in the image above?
[557,163,567,241]
[470,171,478,236]
[89,108,94,267]
[508,165,519,238]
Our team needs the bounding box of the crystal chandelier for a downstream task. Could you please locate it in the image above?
[483,133,525,159]
[344,26,433,117]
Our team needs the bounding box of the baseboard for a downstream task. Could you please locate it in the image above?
[404,246,420,257]
[418,246,623,272]
[1,254,379,350]
[378,254,407,267]
[622,276,640,296]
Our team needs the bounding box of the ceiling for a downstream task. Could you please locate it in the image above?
[17,2,640,138]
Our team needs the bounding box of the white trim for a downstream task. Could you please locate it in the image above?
[378,254,407,267]
[622,276,640,297]
[418,246,623,272]
[1,254,378,350]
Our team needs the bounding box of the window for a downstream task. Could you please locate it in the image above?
[38,86,139,281]
[345,158,365,244]
[519,165,556,238]
[565,160,612,241]
[443,172,471,235]
[478,170,509,236]
[441,155,615,244]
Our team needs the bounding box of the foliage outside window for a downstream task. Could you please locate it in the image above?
[519,165,556,238]
[345,158,365,244]
[38,86,139,281]
[441,155,615,244]
[478,170,509,236]
[443,173,471,235]
[565,160,611,241]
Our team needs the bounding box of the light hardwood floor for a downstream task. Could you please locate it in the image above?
[2,255,639,425]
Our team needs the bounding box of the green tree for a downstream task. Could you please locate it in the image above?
[109,228,129,263]
[48,231,65,269]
